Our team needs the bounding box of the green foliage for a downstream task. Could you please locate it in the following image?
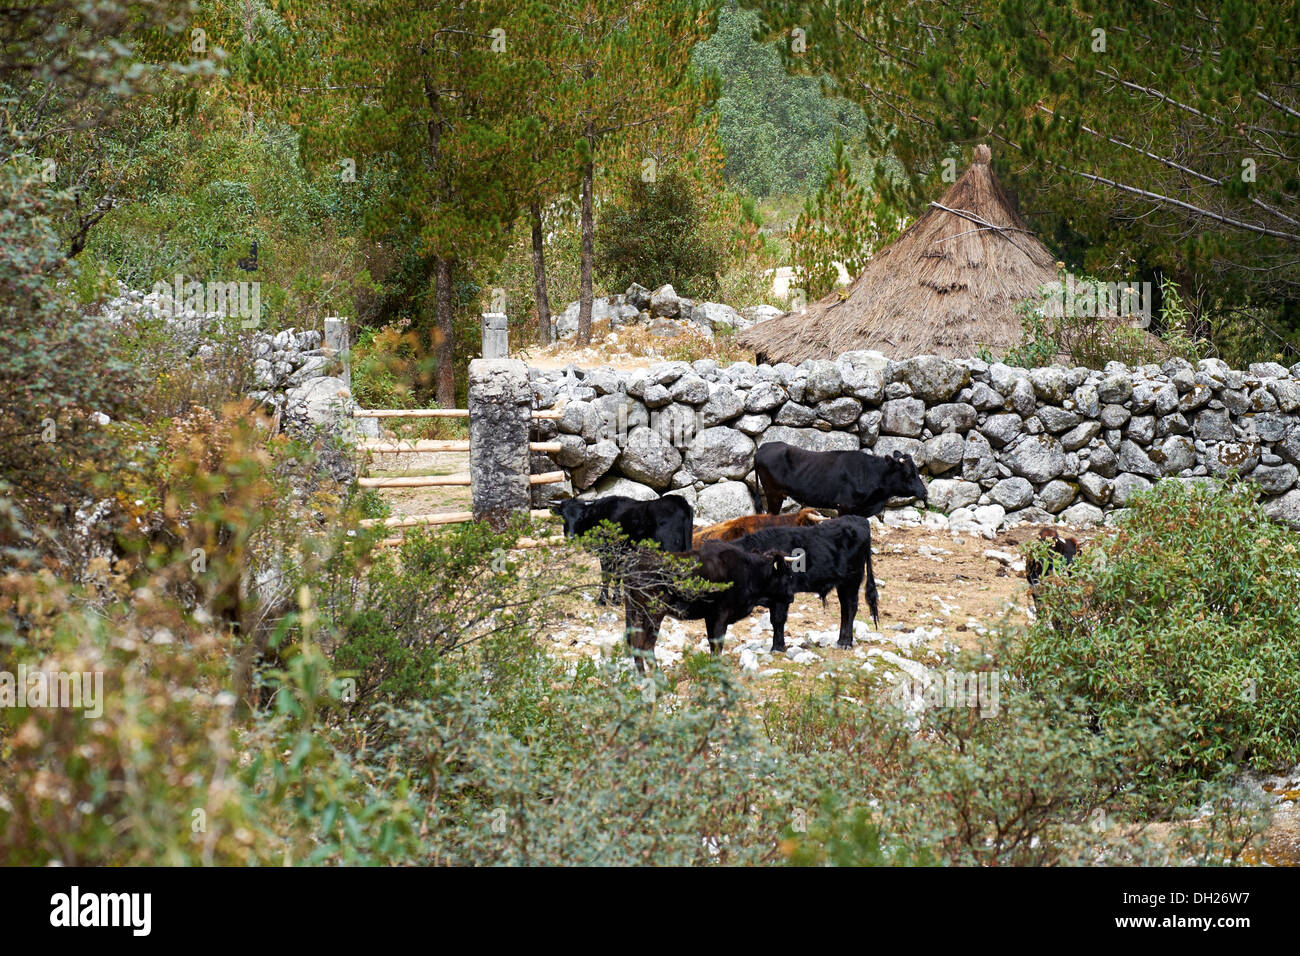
[1,0,219,258]
[742,0,1300,360]
[327,521,567,714]
[788,139,895,301]
[595,170,730,298]
[0,163,143,551]
[692,5,867,197]
[768,664,1267,866]
[992,274,1210,369]
[1020,480,1300,787]
[372,653,798,865]
[81,110,379,332]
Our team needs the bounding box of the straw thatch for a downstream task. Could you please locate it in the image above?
[739,144,1062,363]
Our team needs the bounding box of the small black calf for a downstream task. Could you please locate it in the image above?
[735,515,879,652]
[622,540,793,671]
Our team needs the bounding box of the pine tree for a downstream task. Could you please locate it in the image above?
[545,0,722,344]
[285,0,547,405]
[744,0,1300,329]
[788,139,893,302]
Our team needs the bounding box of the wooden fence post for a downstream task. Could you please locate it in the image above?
[468,358,531,528]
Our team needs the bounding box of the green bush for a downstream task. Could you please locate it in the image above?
[322,519,586,720]
[595,170,728,299]
[0,163,143,552]
[1019,479,1300,786]
[767,660,1268,866]
[993,275,1209,369]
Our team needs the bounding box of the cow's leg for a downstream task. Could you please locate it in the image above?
[625,604,663,673]
[768,600,790,653]
[835,579,859,648]
[623,596,642,669]
[706,612,729,654]
[597,552,611,605]
[755,465,783,515]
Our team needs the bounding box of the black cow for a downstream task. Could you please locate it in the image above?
[754,443,928,518]
[552,494,694,603]
[1025,528,1080,609]
[735,515,878,652]
[622,540,794,671]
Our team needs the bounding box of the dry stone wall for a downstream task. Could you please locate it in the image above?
[528,351,1300,533]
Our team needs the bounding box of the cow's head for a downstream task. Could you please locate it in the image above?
[756,548,797,595]
[887,450,928,504]
[551,498,589,538]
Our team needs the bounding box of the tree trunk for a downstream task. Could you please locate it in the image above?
[577,128,595,345]
[530,202,553,345]
[435,255,456,408]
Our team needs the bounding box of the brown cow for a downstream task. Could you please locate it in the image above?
[692,508,824,549]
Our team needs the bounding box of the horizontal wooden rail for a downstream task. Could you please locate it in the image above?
[377,533,566,549]
[356,408,467,418]
[354,403,565,420]
[358,470,566,490]
[359,439,562,454]
[358,474,472,488]
[360,508,557,530]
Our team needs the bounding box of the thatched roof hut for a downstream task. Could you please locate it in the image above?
[738,144,1061,363]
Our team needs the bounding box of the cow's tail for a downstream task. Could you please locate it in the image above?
[863,525,880,628]
[753,463,771,514]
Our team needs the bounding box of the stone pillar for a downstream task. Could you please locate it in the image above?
[469,358,531,528]
[324,316,351,390]
[481,312,508,359]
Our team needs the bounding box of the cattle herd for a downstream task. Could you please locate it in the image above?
[553,441,932,670]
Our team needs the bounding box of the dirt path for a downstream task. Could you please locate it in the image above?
[365,449,473,516]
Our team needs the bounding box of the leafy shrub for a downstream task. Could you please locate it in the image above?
[115,313,261,423]
[595,170,729,299]
[766,659,1268,866]
[369,650,801,865]
[788,139,897,302]
[0,163,143,554]
[1019,480,1300,786]
[321,520,587,720]
[995,275,1209,369]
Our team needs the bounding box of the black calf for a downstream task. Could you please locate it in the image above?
[622,541,793,671]
[735,515,879,652]
[552,494,693,603]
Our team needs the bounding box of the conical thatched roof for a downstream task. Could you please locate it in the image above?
[738,144,1061,363]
